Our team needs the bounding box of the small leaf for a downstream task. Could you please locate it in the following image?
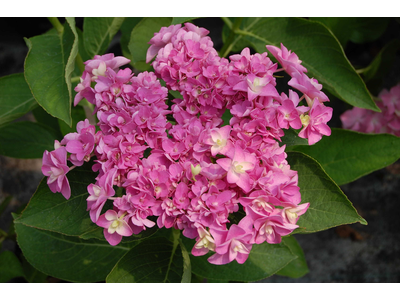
[0,196,13,217]
[186,238,296,282]
[363,39,400,83]
[0,73,38,126]
[83,17,125,58]
[106,236,183,283]
[289,129,400,186]
[287,151,367,234]
[179,237,191,283]
[24,18,79,126]
[128,17,173,69]
[15,223,130,282]
[0,121,57,159]
[276,236,309,278]
[0,251,25,282]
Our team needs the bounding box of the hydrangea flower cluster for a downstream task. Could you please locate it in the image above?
[341,83,400,136]
[41,23,333,265]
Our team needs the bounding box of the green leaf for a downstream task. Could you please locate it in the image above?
[32,105,63,141]
[348,18,390,44]
[106,236,184,283]
[171,17,198,25]
[236,17,378,111]
[128,17,173,69]
[309,17,353,48]
[280,128,309,147]
[0,121,57,159]
[120,18,143,62]
[0,196,12,217]
[179,237,191,283]
[362,39,400,83]
[276,236,309,278]
[20,254,48,283]
[24,18,79,126]
[14,161,99,237]
[15,223,130,282]
[287,151,367,233]
[0,73,38,126]
[83,17,125,58]
[0,251,25,282]
[186,238,296,282]
[288,128,400,186]
[58,105,87,136]
[221,109,233,126]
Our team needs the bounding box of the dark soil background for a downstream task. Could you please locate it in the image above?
[1,17,400,283]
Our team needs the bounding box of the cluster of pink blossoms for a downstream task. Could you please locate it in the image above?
[341,83,400,136]
[41,23,333,265]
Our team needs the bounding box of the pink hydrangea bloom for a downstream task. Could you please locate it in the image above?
[40,23,329,265]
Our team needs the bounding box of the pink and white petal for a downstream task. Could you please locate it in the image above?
[105,210,118,221]
[116,221,133,237]
[207,252,231,265]
[104,230,123,246]
[96,214,112,229]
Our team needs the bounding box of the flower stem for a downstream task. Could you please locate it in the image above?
[47,17,64,35]
[219,17,244,58]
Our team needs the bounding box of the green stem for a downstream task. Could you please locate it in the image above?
[71,76,81,84]
[219,17,244,58]
[47,17,64,35]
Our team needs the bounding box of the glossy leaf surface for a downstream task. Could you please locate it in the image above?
[0,73,38,126]
[289,129,400,186]
[106,236,183,283]
[0,121,56,159]
[287,152,367,233]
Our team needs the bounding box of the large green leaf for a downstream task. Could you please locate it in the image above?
[310,18,390,47]
[120,18,143,62]
[0,121,57,159]
[0,73,38,126]
[171,17,198,25]
[106,236,184,283]
[348,18,390,44]
[0,251,25,283]
[15,223,130,282]
[287,151,366,233]
[32,105,63,141]
[24,18,79,126]
[233,17,378,111]
[83,17,125,58]
[14,161,99,237]
[276,236,309,278]
[128,17,173,69]
[14,160,156,242]
[186,238,296,282]
[289,129,400,186]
